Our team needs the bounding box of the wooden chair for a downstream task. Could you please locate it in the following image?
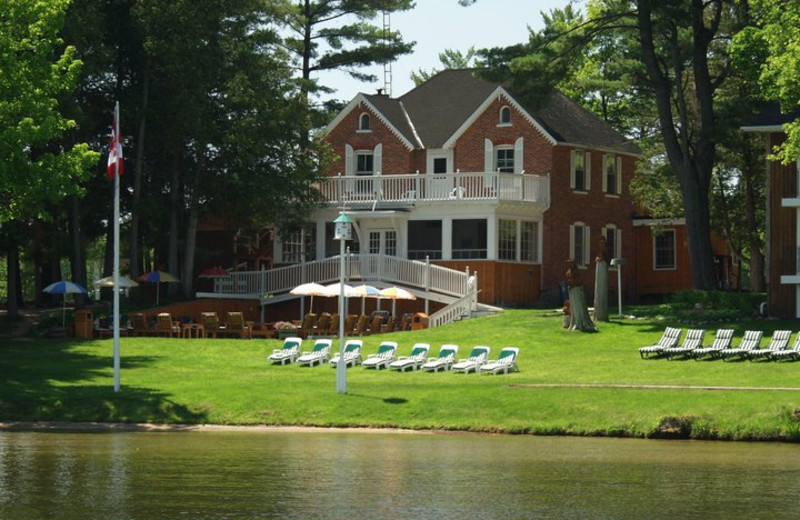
[366,315,383,335]
[344,314,358,335]
[226,311,252,339]
[300,313,317,338]
[156,313,181,338]
[327,313,340,336]
[201,312,222,338]
[354,314,369,336]
[381,315,395,334]
[250,322,276,339]
[314,313,331,336]
[131,313,151,336]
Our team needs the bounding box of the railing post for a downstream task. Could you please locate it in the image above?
[471,270,479,311]
[425,255,430,315]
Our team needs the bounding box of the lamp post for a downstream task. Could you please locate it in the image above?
[610,257,627,317]
[334,212,353,394]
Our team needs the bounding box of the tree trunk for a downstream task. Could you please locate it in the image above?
[6,247,20,319]
[129,63,149,279]
[182,207,198,298]
[568,285,596,332]
[69,195,88,308]
[168,153,180,299]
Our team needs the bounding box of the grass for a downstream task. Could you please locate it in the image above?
[2,308,800,441]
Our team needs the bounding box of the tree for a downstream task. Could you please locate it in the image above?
[273,0,415,100]
[0,0,98,317]
[410,47,479,86]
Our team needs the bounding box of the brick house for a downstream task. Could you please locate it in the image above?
[270,69,645,306]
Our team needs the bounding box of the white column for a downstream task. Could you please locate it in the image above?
[442,217,453,260]
[486,216,497,260]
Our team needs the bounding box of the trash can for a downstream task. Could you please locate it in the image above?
[411,312,428,331]
[74,310,93,339]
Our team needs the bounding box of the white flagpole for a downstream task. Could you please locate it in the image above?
[113,101,121,392]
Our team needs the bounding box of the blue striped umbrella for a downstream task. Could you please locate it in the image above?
[43,281,88,327]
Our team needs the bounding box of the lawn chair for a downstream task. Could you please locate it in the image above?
[155,313,181,338]
[329,339,363,368]
[362,341,398,370]
[691,329,735,360]
[638,327,682,359]
[366,315,384,335]
[720,330,763,361]
[663,329,706,360]
[313,313,331,336]
[479,347,520,375]
[130,313,152,337]
[421,344,459,372]
[226,311,252,339]
[354,315,369,336]
[268,337,302,365]
[771,333,800,361]
[299,313,317,338]
[452,346,491,373]
[389,343,430,372]
[296,338,333,367]
[327,313,340,336]
[201,312,223,339]
[748,330,792,360]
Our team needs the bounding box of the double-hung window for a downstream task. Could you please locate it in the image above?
[570,222,590,268]
[603,154,621,195]
[571,150,590,192]
[654,229,676,270]
[496,147,515,173]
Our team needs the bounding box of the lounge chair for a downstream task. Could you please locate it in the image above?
[388,343,430,372]
[638,327,682,359]
[354,314,369,336]
[327,313,340,336]
[420,344,459,372]
[361,341,398,369]
[663,329,706,360]
[720,330,763,361]
[267,336,302,365]
[313,313,331,336]
[156,313,181,338]
[201,312,223,338]
[771,333,800,361]
[329,339,363,368]
[691,329,735,360]
[479,347,520,375]
[748,330,792,360]
[296,338,333,367]
[226,311,252,339]
[452,346,491,374]
[131,313,152,337]
[299,313,317,338]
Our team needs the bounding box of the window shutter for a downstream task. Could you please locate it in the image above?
[373,143,382,174]
[570,151,576,189]
[514,137,524,173]
[616,228,622,259]
[484,139,494,172]
[569,224,575,260]
[616,156,623,194]
[585,152,592,190]
[602,154,609,193]
[345,145,354,176]
[584,226,591,266]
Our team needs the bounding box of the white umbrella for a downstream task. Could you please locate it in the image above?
[94,275,139,288]
[323,282,355,297]
[290,282,328,313]
[379,286,417,316]
[43,281,89,327]
[351,284,381,314]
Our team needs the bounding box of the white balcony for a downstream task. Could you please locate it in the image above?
[317,172,550,208]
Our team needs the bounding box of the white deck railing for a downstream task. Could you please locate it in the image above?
[317,172,549,206]
[211,254,470,300]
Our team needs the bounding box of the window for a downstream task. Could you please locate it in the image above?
[499,106,511,125]
[282,227,316,263]
[498,220,517,260]
[408,220,442,259]
[571,150,590,192]
[358,113,370,131]
[603,154,620,195]
[356,152,373,175]
[654,229,676,270]
[433,157,447,173]
[496,147,514,173]
[520,221,539,262]
[602,225,621,263]
[452,219,487,259]
[570,222,590,268]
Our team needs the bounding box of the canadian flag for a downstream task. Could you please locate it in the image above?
[107,105,123,180]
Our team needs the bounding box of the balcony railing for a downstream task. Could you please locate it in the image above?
[318,172,550,207]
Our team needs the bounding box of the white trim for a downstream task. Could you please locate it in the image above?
[557,141,641,158]
[443,87,558,149]
[633,218,687,227]
[741,125,785,133]
[323,94,417,150]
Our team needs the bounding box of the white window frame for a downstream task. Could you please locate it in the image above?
[498,106,512,126]
[496,146,515,173]
[653,229,677,270]
[358,112,371,132]
[602,224,622,267]
[520,221,539,263]
[602,154,622,196]
[355,151,374,175]
[498,219,517,260]
[571,149,591,192]
[570,222,591,268]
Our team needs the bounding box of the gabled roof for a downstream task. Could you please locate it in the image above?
[742,101,800,132]
[330,69,641,156]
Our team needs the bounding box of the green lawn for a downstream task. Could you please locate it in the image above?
[2,309,800,441]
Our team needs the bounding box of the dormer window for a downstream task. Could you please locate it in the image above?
[499,106,511,126]
[358,113,371,131]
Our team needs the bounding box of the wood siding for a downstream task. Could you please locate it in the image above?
[768,133,797,318]
[436,260,541,306]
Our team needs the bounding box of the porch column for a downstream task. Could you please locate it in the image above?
[486,216,497,260]
[442,217,453,260]
[316,220,326,260]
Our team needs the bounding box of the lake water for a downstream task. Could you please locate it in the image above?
[1,429,799,519]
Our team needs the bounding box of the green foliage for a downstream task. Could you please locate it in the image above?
[0,0,99,224]
[669,290,764,314]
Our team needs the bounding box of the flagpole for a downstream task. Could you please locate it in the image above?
[113,101,121,393]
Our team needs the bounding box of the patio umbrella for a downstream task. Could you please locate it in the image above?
[94,275,139,288]
[290,282,328,313]
[351,284,381,314]
[43,281,88,327]
[137,270,180,305]
[322,282,355,297]
[379,286,417,316]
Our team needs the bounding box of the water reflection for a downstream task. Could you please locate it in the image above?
[0,431,799,519]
